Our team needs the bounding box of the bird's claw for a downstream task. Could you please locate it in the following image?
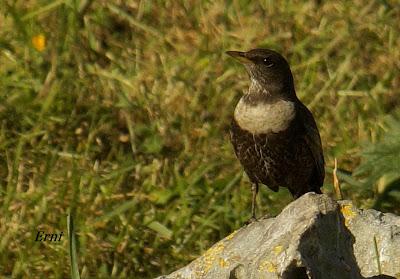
[245,216,258,225]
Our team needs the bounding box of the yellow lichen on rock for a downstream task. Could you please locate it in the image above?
[258,259,277,273]
[225,229,238,240]
[340,204,357,227]
[273,245,284,255]
[194,241,226,276]
[218,257,229,268]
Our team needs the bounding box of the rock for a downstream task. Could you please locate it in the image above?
[156,193,400,279]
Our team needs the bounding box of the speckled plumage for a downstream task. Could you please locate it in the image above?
[226,49,324,214]
[230,100,323,198]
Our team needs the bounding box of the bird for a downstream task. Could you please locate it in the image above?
[226,48,325,221]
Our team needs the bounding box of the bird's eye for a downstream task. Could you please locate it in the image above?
[263,58,274,67]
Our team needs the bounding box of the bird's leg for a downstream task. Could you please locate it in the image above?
[249,182,259,222]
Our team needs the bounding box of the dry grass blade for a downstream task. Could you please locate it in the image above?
[333,158,343,200]
[373,235,382,275]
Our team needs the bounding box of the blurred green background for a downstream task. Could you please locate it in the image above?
[1,0,399,278]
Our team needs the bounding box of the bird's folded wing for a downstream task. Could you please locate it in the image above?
[298,103,325,187]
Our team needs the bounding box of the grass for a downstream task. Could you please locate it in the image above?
[0,0,399,278]
[68,215,81,279]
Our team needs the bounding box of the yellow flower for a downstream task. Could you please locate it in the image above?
[32,34,46,52]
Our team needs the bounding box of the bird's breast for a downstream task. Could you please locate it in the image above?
[234,98,296,134]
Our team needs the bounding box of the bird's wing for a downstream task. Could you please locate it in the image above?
[229,119,240,156]
[297,102,325,187]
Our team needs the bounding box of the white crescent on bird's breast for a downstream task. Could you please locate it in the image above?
[234,98,296,134]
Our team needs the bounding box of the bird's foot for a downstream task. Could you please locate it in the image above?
[245,216,258,225]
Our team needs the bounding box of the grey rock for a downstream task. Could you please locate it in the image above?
[157,193,400,279]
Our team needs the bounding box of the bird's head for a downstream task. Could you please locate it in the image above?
[226,49,295,97]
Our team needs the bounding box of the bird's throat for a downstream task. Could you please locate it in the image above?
[249,78,267,95]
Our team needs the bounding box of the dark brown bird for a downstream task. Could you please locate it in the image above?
[226,49,325,220]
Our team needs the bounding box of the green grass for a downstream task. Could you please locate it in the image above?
[0,0,399,278]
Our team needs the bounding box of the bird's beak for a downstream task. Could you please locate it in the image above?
[226,51,252,64]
